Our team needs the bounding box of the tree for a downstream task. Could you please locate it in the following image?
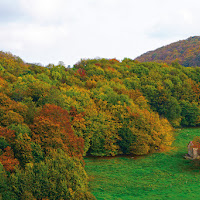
[87,110,121,156]
[10,150,95,200]
[31,104,84,158]
[180,100,200,126]
[13,133,33,167]
[0,146,19,172]
[117,127,136,154]
[0,162,18,200]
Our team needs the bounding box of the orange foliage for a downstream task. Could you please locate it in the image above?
[0,93,27,126]
[70,106,86,133]
[109,58,120,64]
[86,79,97,89]
[127,89,143,101]
[0,76,7,88]
[31,104,84,158]
[189,79,200,100]
[0,126,15,144]
[0,146,19,172]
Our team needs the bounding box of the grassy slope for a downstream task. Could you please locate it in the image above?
[85,128,200,200]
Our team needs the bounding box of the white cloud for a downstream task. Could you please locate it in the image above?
[148,0,200,39]
[0,0,200,65]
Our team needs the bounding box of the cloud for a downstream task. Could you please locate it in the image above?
[0,0,25,22]
[0,22,70,65]
[0,0,200,65]
[148,1,200,39]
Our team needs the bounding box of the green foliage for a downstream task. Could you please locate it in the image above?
[0,137,9,149]
[36,73,52,84]
[8,124,32,137]
[123,77,141,90]
[11,150,95,200]
[30,142,44,163]
[22,97,37,124]
[0,64,5,72]
[87,110,121,156]
[13,133,33,167]
[0,162,16,200]
[1,110,24,127]
[158,97,181,123]
[180,100,200,126]
[117,127,136,154]
[130,64,149,77]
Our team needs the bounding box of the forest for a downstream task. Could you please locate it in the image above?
[136,36,200,67]
[0,51,199,199]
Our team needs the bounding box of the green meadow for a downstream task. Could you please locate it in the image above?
[85,128,200,200]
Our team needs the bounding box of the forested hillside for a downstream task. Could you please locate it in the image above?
[136,36,200,67]
[0,51,199,199]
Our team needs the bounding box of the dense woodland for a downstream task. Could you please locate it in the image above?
[136,36,200,67]
[0,51,199,199]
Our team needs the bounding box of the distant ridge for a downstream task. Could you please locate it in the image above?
[135,36,200,67]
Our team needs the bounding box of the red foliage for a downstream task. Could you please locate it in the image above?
[126,106,131,113]
[31,104,84,158]
[0,126,16,144]
[70,106,85,119]
[95,63,101,66]
[77,68,86,77]
[69,106,78,117]
[126,106,140,118]
[107,66,115,72]
[130,112,140,118]
[0,146,19,172]
[109,58,120,64]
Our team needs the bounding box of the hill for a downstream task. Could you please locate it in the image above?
[135,36,200,67]
[0,51,199,199]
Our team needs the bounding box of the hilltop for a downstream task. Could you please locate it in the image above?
[135,36,200,67]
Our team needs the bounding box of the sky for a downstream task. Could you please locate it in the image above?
[1,0,200,66]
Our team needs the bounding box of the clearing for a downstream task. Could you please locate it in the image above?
[85,128,200,200]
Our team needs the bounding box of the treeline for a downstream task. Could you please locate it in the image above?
[136,36,200,67]
[0,52,199,199]
[0,52,95,199]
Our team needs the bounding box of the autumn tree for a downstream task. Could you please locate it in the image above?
[31,104,84,158]
[0,146,19,172]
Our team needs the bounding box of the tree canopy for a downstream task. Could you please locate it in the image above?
[0,51,199,199]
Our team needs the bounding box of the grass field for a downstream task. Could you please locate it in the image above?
[85,128,200,200]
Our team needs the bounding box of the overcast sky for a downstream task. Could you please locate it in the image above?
[0,0,200,66]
